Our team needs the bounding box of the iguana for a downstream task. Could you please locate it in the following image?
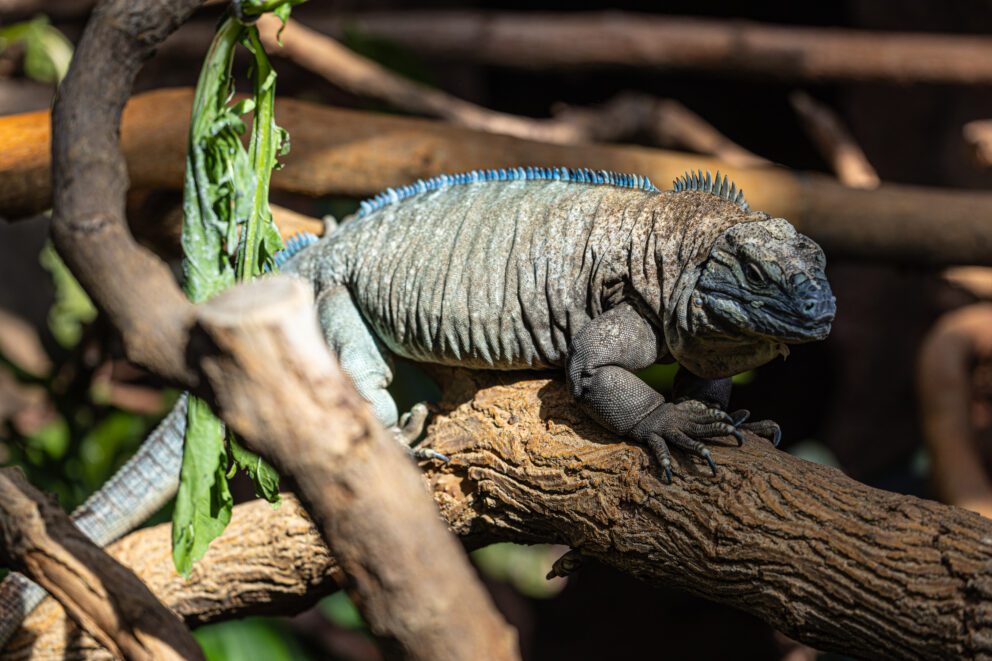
[0,167,834,642]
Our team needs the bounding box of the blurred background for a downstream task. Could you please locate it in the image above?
[2,1,992,659]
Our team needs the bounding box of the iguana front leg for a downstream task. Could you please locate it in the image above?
[673,368,782,447]
[566,303,739,482]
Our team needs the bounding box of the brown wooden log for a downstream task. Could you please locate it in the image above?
[194,277,517,659]
[2,496,338,661]
[4,88,992,266]
[0,468,202,661]
[9,369,992,660]
[322,11,992,85]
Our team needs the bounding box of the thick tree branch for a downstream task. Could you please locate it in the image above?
[10,370,992,660]
[45,0,516,657]
[5,88,992,265]
[321,11,992,85]
[0,468,202,661]
[193,277,517,659]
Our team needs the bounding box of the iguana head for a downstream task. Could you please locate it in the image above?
[649,171,835,378]
[691,218,835,344]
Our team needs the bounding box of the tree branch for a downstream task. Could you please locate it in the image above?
[917,303,992,518]
[193,277,517,658]
[963,120,992,169]
[321,11,992,85]
[10,370,992,660]
[44,0,516,657]
[5,88,992,266]
[789,91,879,190]
[255,14,767,165]
[0,468,202,661]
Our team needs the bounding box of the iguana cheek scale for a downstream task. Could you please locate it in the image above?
[0,167,835,641]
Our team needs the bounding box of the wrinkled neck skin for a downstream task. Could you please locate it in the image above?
[626,192,783,379]
[670,272,784,378]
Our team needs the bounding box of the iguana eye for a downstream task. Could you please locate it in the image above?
[745,262,767,286]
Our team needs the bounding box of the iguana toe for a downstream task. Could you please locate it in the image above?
[392,402,449,462]
[729,409,782,446]
[633,399,739,481]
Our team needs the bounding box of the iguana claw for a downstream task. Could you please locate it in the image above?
[730,409,782,447]
[392,403,449,462]
[632,399,737,482]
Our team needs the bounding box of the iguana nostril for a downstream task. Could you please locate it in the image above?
[803,295,836,321]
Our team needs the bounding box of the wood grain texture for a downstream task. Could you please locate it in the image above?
[195,278,517,660]
[10,368,992,660]
[0,468,201,661]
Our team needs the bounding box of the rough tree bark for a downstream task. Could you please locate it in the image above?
[320,11,992,84]
[8,369,992,660]
[42,0,517,657]
[193,277,517,659]
[4,88,992,266]
[0,468,202,661]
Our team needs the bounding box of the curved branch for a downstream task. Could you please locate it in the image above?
[10,370,992,660]
[44,0,516,657]
[789,91,879,190]
[917,303,992,517]
[0,468,202,660]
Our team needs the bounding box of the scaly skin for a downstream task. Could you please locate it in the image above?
[0,169,835,644]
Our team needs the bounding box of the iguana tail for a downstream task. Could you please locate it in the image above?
[0,393,188,647]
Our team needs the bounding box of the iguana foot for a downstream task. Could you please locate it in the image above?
[391,403,449,462]
[729,409,782,447]
[631,400,740,483]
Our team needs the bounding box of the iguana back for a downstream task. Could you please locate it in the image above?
[294,168,665,370]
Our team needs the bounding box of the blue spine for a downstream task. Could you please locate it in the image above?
[356,166,660,219]
[272,232,320,269]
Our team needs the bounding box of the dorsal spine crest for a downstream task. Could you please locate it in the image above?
[356,166,660,219]
[672,169,749,212]
[272,231,319,269]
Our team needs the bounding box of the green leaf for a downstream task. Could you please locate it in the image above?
[195,617,310,661]
[175,2,305,573]
[0,17,73,84]
[39,242,96,349]
[228,433,281,503]
[172,396,233,576]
